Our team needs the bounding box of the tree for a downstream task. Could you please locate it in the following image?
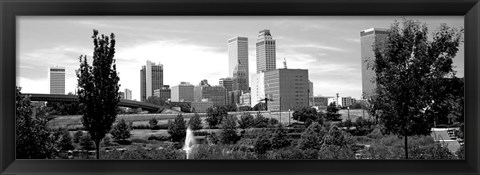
[219,115,240,144]
[254,131,272,155]
[270,125,291,150]
[254,112,269,128]
[326,102,342,121]
[15,87,58,159]
[238,112,255,129]
[292,107,320,125]
[54,128,75,151]
[73,130,84,143]
[110,119,131,141]
[168,114,187,142]
[76,29,120,159]
[188,113,203,130]
[80,133,96,151]
[298,122,327,150]
[149,117,158,127]
[205,106,228,128]
[369,19,463,159]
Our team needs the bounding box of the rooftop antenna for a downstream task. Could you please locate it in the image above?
[283,58,287,69]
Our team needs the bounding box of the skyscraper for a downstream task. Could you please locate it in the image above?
[309,81,314,106]
[361,28,389,98]
[49,66,65,94]
[228,37,249,91]
[250,72,265,107]
[256,29,276,73]
[140,60,164,101]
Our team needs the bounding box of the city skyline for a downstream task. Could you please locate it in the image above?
[17,16,464,101]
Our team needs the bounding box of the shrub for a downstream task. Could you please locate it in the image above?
[167,114,187,142]
[73,130,84,143]
[147,134,170,141]
[318,145,355,159]
[132,124,151,130]
[206,106,228,128]
[188,113,203,130]
[80,133,95,150]
[254,131,272,155]
[101,135,115,147]
[193,131,209,136]
[131,138,149,144]
[206,133,220,145]
[110,119,131,141]
[149,118,158,127]
[322,126,350,147]
[153,123,169,130]
[298,122,327,150]
[268,118,279,127]
[270,125,290,150]
[292,107,319,123]
[267,147,306,159]
[367,127,384,139]
[238,113,255,129]
[456,145,465,159]
[55,128,74,151]
[254,112,269,128]
[220,115,240,144]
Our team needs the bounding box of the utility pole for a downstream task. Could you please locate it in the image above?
[336,93,340,108]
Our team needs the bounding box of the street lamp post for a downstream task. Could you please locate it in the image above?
[348,106,350,121]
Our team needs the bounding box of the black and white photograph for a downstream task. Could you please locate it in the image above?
[16,16,464,160]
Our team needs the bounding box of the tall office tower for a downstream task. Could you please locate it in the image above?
[219,77,234,92]
[140,60,164,101]
[361,28,389,98]
[228,37,249,91]
[250,72,265,107]
[49,66,65,94]
[124,89,132,100]
[264,69,309,111]
[256,29,276,73]
[171,82,195,102]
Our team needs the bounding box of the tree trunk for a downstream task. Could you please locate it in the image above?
[404,127,408,159]
[95,140,100,159]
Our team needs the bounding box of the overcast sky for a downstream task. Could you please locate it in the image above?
[17,16,464,101]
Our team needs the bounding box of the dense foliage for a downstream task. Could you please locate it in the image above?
[238,113,255,129]
[168,114,187,142]
[220,115,241,144]
[205,106,228,128]
[188,113,203,130]
[110,119,131,141]
[76,29,120,159]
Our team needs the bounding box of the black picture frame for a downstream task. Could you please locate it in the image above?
[1,0,479,175]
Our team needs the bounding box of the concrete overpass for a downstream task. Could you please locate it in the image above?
[23,93,162,112]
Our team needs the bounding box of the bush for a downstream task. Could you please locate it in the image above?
[254,112,269,128]
[254,131,272,155]
[220,115,240,144]
[318,145,355,159]
[238,113,255,129]
[268,118,279,127]
[54,128,74,151]
[149,118,158,127]
[153,123,169,130]
[206,106,228,128]
[73,130,84,143]
[110,119,131,141]
[132,124,151,130]
[101,135,116,147]
[323,126,350,147]
[298,122,327,150]
[147,134,170,141]
[193,131,210,136]
[100,145,185,159]
[188,113,203,130]
[456,145,465,159]
[206,133,220,145]
[167,114,187,142]
[80,133,96,150]
[267,147,306,159]
[270,125,290,150]
[292,107,319,123]
[131,138,149,144]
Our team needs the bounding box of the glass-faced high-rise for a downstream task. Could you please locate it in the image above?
[228,37,249,92]
[140,60,163,101]
[360,28,388,98]
[256,29,276,73]
[49,66,65,94]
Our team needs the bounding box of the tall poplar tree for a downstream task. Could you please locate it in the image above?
[369,19,462,159]
[76,29,120,159]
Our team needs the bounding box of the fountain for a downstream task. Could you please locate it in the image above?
[182,127,196,159]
